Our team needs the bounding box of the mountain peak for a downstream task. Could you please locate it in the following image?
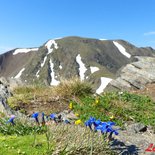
[0,36,155,94]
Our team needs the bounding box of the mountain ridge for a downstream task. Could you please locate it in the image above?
[0,36,155,94]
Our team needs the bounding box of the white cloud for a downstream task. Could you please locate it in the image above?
[99,38,107,41]
[144,31,155,36]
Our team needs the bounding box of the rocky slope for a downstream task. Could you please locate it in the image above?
[106,56,155,92]
[0,36,155,93]
[112,124,155,155]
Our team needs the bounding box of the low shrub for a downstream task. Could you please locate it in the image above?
[52,77,93,98]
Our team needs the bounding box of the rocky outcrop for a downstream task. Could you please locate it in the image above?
[106,56,155,91]
[0,77,29,121]
[112,124,155,155]
[0,77,11,114]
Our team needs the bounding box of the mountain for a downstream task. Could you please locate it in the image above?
[0,36,155,93]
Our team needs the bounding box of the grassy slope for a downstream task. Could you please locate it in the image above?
[0,134,47,155]
[72,92,155,127]
[0,124,116,155]
[3,79,155,154]
[7,80,155,127]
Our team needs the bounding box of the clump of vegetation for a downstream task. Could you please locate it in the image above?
[0,118,47,136]
[0,122,115,155]
[7,85,53,110]
[7,78,93,111]
[52,77,93,98]
[45,124,115,155]
[72,92,155,127]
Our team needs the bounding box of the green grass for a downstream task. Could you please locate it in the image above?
[72,92,155,127]
[2,82,155,154]
[0,118,47,136]
[7,83,155,127]
[0,124,115,155]
[0,134,47,155]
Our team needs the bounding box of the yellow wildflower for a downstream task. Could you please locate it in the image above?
[69,102,73,109]
[95,98,99,104]
[75,113,79,117]
[110,115,114,120]
[75,119,82,125]
[93,98,100,106]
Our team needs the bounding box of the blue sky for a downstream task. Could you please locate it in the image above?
[0,0,155,53]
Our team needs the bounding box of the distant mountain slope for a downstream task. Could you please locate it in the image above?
[0,36,155,93]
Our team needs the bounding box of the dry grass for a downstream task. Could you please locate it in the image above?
[7,77,93,114]
[45,123,116,155]
[51,77,93,98]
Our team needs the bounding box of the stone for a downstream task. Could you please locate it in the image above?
[127,123,147,133]
[106,56,155,91]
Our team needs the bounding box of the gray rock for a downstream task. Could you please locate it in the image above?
[106,56,155,91]
[0,77,30,122]
[113,127,155,155]
[0,78,11,114]
[127,123,147,133]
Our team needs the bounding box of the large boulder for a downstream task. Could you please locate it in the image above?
[106,56,155,91]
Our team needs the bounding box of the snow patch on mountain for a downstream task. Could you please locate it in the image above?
[96,77,112,94]
[14,68,25,79]
[49,59,60,86]
[76,54,87,81]
[37,40,59,76]
[90,66,99,74]
[54,37,62,40]
[45,40,59,54]
[59,65,62,69]
[41,56,47,68]
[113,41,131,58]
[36,70,40,78]
[13,48,38,55]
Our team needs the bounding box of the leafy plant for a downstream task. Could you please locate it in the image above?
[72,92,155,127]
[0,118,47,136]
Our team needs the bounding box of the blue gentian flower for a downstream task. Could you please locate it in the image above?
[50,113,56,119]
[85,117,96,130]
[85,117,119,138]
[32,112,39,118]
[32,112,39,125]
[7,115,15,125]
[94,119,101,127]
[106,121,115,126]
[95,122,108,133]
